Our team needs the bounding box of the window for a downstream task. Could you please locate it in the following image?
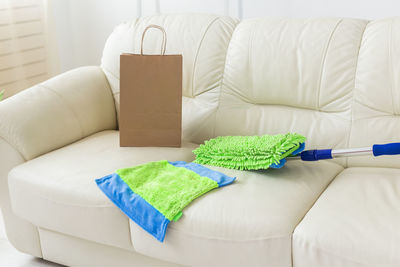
[0,0,53,99]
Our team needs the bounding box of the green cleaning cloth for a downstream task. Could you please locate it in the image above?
[116,160,219,221]
[96,160,235,242]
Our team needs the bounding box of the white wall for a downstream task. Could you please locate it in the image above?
[49,0,138,72]
[50,0,400,74]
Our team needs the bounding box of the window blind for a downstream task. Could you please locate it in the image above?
[0,0,50,99]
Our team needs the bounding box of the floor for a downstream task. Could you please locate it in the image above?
[0,211,63,267]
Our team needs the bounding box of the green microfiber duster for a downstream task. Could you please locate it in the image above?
[193,133,306,170]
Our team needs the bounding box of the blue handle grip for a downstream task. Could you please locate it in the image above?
[300,149,333,161]
[372,143,400,157]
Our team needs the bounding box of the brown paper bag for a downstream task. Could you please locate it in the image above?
[120,25,182,147]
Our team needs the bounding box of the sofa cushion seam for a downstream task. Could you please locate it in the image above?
[9,181,115,208]
[38,84,84,138]
[294,237,377,267]
[190,16,221,98]
[316,18,343,111]
[166,226,291,243]
[346,20,369,167]
[292,166,345,237]
[212,20,239,137]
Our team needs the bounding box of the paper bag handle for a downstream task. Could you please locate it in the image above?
[140,24,167,55]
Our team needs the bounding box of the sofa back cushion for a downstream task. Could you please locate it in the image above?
[215,18,367,157]
[348,18,400,168]
[101,14,238,143]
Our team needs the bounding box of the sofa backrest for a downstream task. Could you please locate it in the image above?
[101,14,238,143]
[348,18,400,168]
[102,14,400,168]
[215,18,367,160]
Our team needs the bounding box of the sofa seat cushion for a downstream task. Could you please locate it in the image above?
[293,167,400,267]
[129,160,344,267]
[8,130,198,251]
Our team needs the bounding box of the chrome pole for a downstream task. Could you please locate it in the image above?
[287,146,373,160]
[331,147,372,158]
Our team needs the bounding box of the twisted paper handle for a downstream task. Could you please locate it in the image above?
[140,24,167,55]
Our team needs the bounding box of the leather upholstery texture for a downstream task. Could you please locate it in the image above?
[8,131,197,251]
[349,18,400,168]
[8,130,343,267]
[130,161,343,267]
[39,228,181,267]
[293,167,400,267]
[101,14,238,143]
[0,66,117,161]
[1,13,400,267]
[0,138,42,258]
[216,18,367,152]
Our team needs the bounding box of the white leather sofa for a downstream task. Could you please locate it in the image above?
[1,14,399,267]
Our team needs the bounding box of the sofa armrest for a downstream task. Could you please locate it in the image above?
[0,66,117,161]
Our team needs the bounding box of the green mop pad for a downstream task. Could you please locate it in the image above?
[116,160,219,221]
[193,133,306,170]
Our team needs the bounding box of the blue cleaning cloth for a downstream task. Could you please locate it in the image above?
[96,173,169,240]
[96,161,235,242]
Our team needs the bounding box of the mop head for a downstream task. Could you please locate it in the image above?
[193,133,306,170]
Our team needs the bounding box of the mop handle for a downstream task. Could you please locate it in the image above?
[298,142,400,161]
